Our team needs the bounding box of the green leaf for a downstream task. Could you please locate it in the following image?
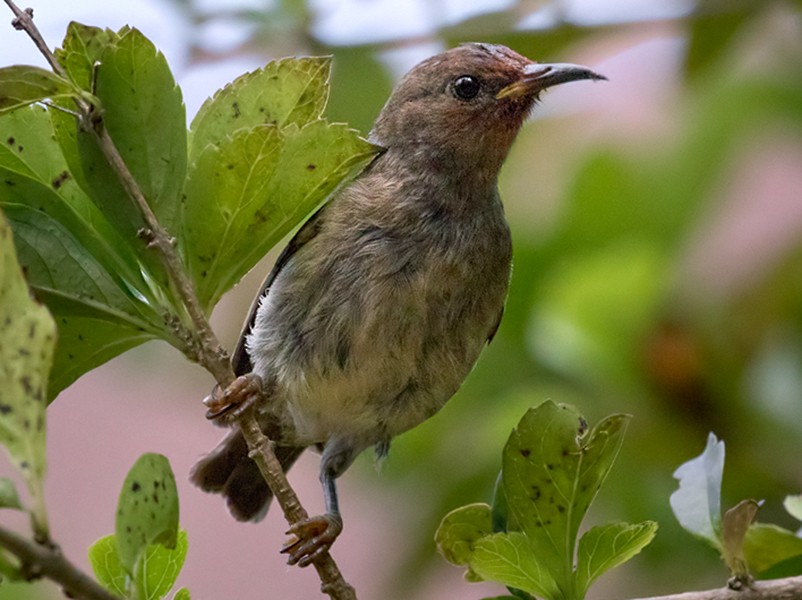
[55,22,120,91]
[172,588,190,600]
[88,534,129,597]
[134,530,188,600]
[0,105,167,399]
[784,495,802,524]
[0,206,55,527]
[73,26,187,280]
[0,477,22,510]
[0,66,77,114]
[502,402,630,590]
[743,523,802,576]
[189,56,331,161]
[669,432,724,548]
[181,120,378,309]
[575,521,658,595]
[116,453,179,574]
[470,532,561,600]
[435,503,493,569]
[722,499,761,577]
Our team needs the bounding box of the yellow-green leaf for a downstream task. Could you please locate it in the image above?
[0,206,56,530]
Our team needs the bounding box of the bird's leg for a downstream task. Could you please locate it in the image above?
[203,373,264,424]
[281,465,344,567]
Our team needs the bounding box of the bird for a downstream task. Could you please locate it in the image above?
[190,42,605,567]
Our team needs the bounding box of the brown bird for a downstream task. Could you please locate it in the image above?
[191,43,605,566]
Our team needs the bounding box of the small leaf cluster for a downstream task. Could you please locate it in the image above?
[0,22,378,400]
[88,453,189,600]
[436,401,656,600]
[670,433,802,582]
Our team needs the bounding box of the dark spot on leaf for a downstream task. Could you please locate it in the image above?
[152,493,159,503]
[20,461,29,470]
[20,376,32,394]
[126,526,132,533]
[0,404,12,415]
[6,137,14,145]
[22,418,30,430]
[4,179,14,186]
[232,101,241,118]
[51,170,70,189]
[28,322,36,338]
[306,163,316,171]
[226,163,234,170]
[557,504,565,513]
[17,146,23,152]
[578,417,588,435]
[131,481,141,493]
[520,448,531,458]
[546,463,554,470]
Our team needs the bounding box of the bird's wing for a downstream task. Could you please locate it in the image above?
[231,208,326,375]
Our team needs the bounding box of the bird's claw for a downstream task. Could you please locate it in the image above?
[281,514,343,567]
[203,373,263,424]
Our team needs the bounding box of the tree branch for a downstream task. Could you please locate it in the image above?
[631,575,802,600]
[0,524,120,600]
[2,2,357,598]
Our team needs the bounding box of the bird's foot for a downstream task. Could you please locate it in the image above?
[203,373,264,424]
[281,514,343,567]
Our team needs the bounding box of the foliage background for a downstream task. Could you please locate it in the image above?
[1,0,801,598]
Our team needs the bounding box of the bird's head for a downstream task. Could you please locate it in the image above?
[371,43,606,183]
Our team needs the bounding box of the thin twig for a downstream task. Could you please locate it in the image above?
[631,575,802,600]
[3,2,357,598]
[240,414,356,599]
[0,525,120,600]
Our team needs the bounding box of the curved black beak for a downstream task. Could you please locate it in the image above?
[497,62,607,99]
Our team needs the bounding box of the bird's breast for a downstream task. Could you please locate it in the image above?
[248,183,512,445]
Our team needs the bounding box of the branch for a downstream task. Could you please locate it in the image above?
[240,415,356,599]
[3,3,357,598]
[631,575,802,600]
[0,525,120,600]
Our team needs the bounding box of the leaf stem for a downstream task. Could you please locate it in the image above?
[0,524,121,600]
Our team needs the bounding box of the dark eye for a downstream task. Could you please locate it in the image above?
[453,75,481,100]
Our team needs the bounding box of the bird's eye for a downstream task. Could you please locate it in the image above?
[452,75,481,100]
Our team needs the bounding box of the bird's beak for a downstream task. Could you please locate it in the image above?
[496,62,607,99]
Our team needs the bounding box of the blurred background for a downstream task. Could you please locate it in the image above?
[1,0,801,598]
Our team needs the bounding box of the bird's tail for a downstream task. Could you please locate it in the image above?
[190,428,304,522]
